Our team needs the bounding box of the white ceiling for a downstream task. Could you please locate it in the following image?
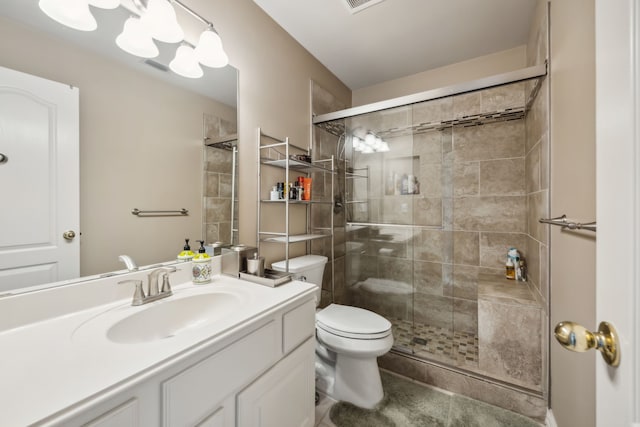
[252,0,537,90]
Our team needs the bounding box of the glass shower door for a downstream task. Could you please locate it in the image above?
[342,103,457,362]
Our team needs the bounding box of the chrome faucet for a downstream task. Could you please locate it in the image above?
[118,267,177,306]
[118,255,138,272]
[147,267,177,297]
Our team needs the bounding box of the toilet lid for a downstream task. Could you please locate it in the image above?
[316,304,392,339]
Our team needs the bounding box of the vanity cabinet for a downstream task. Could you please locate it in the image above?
[57,294,316,427]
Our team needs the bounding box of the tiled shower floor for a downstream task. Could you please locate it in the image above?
[390,318,479,367]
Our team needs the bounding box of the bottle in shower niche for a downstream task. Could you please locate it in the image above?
[505,256,515,280]
[505,248,519,280]
[517,259,527,282]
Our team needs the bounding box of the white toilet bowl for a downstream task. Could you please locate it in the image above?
[316,303,393,409]
[272,255,394,409]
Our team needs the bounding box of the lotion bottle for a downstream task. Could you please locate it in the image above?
[192,240,211,284]
[177,238,195,262]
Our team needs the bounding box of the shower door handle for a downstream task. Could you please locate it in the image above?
[554,321,620,366]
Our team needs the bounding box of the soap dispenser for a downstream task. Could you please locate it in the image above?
[192,240,212,284]
[177,238,195,262]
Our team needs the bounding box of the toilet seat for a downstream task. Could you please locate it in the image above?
[316,304,391,340]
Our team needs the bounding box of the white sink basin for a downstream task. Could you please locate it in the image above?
[72,287,248,345]
[106,293,242,344]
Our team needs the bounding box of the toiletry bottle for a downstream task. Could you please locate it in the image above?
[506,248,519,280]
[518,259,527,281]
[270,186,279,201]
[177,238,195,262]
[277,182,284,199]
[289,182,296,200]
[297,183,304,200]
[505,256,515,280]
[303,177,312,200]
[192,240,211,284]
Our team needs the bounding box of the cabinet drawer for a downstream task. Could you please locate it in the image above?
[162,321,278,427]
[282,299,315,354]
[85,398,138,427]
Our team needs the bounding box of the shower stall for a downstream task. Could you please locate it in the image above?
[312,63,550,414]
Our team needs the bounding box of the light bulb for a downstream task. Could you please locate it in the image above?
[194,28,229,68]
[116,16,159,58]
[365,133,375,146]
[88,0,119,9]
[140,0,184,43]
[170,45,204,79]
[39,0,97,31]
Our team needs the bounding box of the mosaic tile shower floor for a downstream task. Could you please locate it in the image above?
[390,318,479,368]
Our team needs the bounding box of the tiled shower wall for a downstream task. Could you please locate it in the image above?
[203,113,238,245]
[344,85,529,337]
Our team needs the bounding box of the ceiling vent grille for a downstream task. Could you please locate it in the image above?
[343,0,386,14]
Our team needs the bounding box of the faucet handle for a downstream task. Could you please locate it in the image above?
[118,280,145,306]
[160,267,178,293]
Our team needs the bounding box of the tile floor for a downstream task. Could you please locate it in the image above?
[314,370,543,427]
[391,318,479,367]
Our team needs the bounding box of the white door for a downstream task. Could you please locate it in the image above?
[0,66,79,292]
[595,0,639,425]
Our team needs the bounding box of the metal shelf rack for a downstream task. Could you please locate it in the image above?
[256,128,335,276]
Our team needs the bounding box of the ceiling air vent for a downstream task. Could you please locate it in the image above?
[343,0,386,14]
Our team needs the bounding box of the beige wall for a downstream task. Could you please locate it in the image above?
[189,0,351,247]
[352,46,526,106]
[549,0,597,426]
[0,15,236,276]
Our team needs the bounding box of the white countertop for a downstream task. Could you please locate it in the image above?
[0,274,315,426]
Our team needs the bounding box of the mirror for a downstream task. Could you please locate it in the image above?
[0,1,238,293]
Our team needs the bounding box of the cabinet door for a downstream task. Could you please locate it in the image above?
[162,321,278,427]
[237,338,315,427]
[195,396,234,427]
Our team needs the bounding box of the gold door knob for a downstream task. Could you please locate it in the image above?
[62,230,76,241]
[554,321,620,367]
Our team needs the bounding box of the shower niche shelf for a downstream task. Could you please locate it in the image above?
[256,128,335,277]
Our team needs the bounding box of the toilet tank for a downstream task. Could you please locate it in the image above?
[272,255,328,286]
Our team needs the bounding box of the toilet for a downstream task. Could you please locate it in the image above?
[272,255,393,409]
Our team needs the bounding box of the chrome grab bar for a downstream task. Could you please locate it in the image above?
[131,208,188,217]
[539,215,596,232]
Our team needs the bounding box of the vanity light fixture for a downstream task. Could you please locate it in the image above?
[194,26,229,68]
[139,0,184,43]
[38,0,229,78]
[169,44,204,79]
[88,0,120,9]
[116,16,159,58]
[38,0,97,31]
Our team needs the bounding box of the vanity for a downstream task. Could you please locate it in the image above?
[0,261,317,426]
